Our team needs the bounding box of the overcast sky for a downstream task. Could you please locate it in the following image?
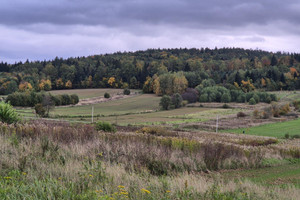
[1,0,300,63]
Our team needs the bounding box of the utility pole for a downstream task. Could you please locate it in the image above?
[91,106,94,123]
[216,115,219,133]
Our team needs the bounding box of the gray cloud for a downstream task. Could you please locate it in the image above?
[1,0,299,28]
[0,0,299,63]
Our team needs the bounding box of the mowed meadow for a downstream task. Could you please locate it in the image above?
[16,89,243,125]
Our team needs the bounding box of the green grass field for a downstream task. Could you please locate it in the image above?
[223,118,300,138]
[222,162,300,188]
[48,88,139,99]
[270,90,300,102]
[16,90,244,125]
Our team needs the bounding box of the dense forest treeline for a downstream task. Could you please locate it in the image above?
[1,47,300,95]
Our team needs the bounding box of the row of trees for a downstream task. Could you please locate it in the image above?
[6,92,79,107]
[1,48,300,95]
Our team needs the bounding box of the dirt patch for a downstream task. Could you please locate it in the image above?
[76,92,139,106]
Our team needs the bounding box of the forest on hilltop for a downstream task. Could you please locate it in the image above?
[1,47,300,95]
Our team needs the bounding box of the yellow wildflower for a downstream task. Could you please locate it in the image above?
[166,190,171,193]
[118,185,125,188]
[141,188,151,194]
[89,174,93,177]
[22,172,27,175]
[120,192,128,195]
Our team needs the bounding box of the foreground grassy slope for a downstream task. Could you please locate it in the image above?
[223,118,300,138]
[1,121,300,199]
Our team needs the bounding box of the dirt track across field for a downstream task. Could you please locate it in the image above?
[77,92,139,106]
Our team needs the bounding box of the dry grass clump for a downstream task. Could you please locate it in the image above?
[0,120,97,143]
[136,126,175,136]
[1,133,300,200]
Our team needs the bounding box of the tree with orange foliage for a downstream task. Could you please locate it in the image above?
[261,78,266,87]
[19,81,33,92]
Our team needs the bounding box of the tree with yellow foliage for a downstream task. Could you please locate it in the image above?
[56,78,64,89]
[241,80,255,92]
[39,79,52,91]
[65,80,72,89]
[108,77,116,88]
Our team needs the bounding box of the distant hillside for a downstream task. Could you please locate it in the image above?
[0,47,300,95]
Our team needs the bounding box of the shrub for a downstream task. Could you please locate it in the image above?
[284,133,290,139]
[181,88,198,103]
[34,103,47,117]
[221,93,231,103]
[123,88,130,95]
[292,134,300,139]
[199,94,208,102]
[0,101,20,124]
[252,94,260,103]
[172,93,183,108]
[60,94,71,105]
[182,100,188,107]
[293,100,300,110]
[253,109,259,118]
[222,104,230,109]
[70,94,79,104]
[249,98,256,105]
[160,95,172,110]
[95,121,116,132]
[279,104,290,115]
[236,93,246,103]
[137,126,172,136]
[237,112,246,118]
[104,92,110,98]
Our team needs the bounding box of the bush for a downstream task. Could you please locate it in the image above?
[181,88,198,103]
[137,126,172,136]
[284,133,290,139]
[34,103,47,117]
[237,112,246,118]
[70,94,79,104]
[104,92,110,98]
[253,109,259,118]
[123,88,130,95]
[236,93,246,103]
[249,98,256,105]
[0,101,20,124]
[95,121,116,132]
[172,93,183,108]
[221,93,231,103]
[182,100,188,107]
[279,104,290,115]
[160,95,172,110]
[252,94,260,103]
[222,104,230,109]
[60,94,71,105]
